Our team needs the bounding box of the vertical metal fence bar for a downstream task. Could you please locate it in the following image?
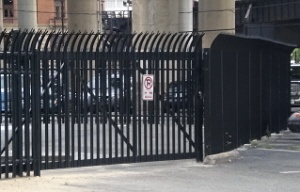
[136,33,146,161]
[32,41,41,176]
[114,35,121,163]
[88,34,95,164]
[88,35,94,163]
[73,33,84,166]
[4,46,10,178]
[48,33,59,169]
[166,34,176,159]
[187,50,193,155]
[81,35,89,166]
[148,34,155,160]
[124,35,132,162]
[17,32,26,176]
[83,48,89,165]
[10,32,18,177]
[152,34,160,160]
[42,32,53,169]
[69,49,75,167]
[159,34,167,160]
[187,35,193,155]
[132,33,141,162]
[130,34,138,162]
[0,54,1,173]
[126,37,133,159]
[182,53,187,157]
[116,52,121,163]
[96,36,101,162]
[177,34,188,157]
[24,47,30,176]
[125,35,133,162]
[107,35,112,163]
[171,36,177,159]
[115,35,122,163]
[143,33,153,161]
[88,52,93,165]
[56,33,66,168]
[182,34,193,157]
[77,55,82,165]
[102,36,108,164]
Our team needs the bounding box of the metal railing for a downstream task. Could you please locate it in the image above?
[0,30,203,178]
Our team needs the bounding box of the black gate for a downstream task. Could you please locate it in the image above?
[0,30,203,178]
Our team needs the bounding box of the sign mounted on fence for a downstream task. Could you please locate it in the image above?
[142,74,154,101]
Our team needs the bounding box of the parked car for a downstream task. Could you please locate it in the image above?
[40,70,63,113]
[0,71,60,113]
[163,80,195,113]
[291,63,300,80]
[287,111,300,133]
[85,73,133,113]
[290,63,300,106]
[0,73,28,113]
[0,73,12,112]
[291,81,300,106]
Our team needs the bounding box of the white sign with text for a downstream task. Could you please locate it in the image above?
[142,74,154,101]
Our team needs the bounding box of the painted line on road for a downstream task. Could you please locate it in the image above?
[257,148,300,153]
[280,171,300,174]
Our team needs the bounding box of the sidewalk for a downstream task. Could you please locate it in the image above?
[1,130,300,192]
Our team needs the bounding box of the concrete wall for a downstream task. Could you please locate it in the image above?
[198,0,235,48]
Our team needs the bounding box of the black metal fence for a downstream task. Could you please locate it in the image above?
[0,30,294,179]
[0,30,203,178]
[204,34,294,155]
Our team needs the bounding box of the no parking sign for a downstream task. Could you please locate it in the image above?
[142,74,154,101]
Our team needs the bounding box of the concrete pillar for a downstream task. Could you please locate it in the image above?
[18,0,38,30]
[178,0,193,32]
[132,0,179,33]
[198,0,235,48]
[67,0,98,32]
[0,2,3,33]
[0,2,3,51]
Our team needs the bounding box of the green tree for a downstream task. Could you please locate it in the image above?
[291,48,300,63]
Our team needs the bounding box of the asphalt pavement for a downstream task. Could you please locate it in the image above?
[1,130,300,192]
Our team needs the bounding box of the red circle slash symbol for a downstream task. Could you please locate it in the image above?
[144,77,153,90]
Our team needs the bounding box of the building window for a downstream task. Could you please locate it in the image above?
[55,0,66,19]
[55,6,61,18]
[3,0,13,5]
[4,9,14,18]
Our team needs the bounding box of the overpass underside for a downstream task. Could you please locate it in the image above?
[236,0,300,47]
[238,20,300,47]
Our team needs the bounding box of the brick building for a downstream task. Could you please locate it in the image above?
[2,0,106,31]
[3,0,57,30]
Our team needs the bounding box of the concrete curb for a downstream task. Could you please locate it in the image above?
[203,150,240,165]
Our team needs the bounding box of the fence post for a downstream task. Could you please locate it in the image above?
[32,49,41,177]
[194,35,204,162]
